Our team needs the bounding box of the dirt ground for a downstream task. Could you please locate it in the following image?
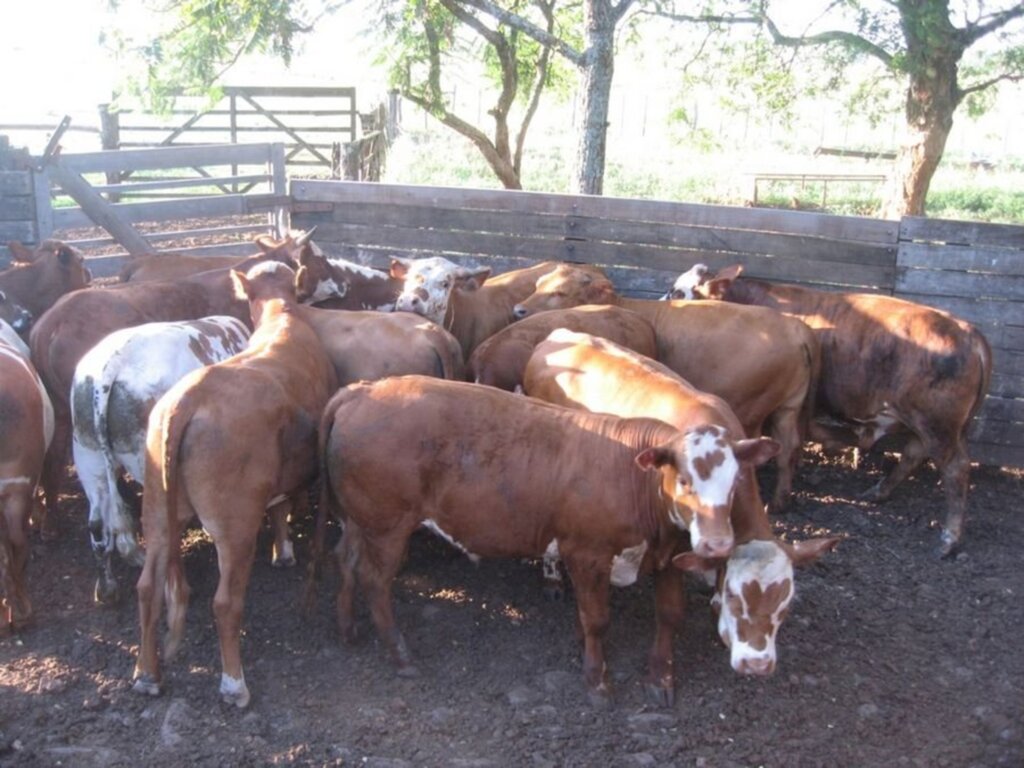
[1,447,1021,768]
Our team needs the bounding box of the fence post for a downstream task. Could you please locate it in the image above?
[270,143,288,237]
[387,89,402,139]
[98,103,122,202]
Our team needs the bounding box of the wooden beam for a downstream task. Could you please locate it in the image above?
[48,158,155,254]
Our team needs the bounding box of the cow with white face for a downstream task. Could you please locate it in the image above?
[662,262,712,301]
[675,535,836,676]
[391,256,491,325]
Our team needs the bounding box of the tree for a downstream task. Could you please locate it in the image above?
[653,1,1024,217]
[376,0,565,189]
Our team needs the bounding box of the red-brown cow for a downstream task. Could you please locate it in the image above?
[513,265,820,513]
[667,263,993,556]
[119,252,241,282]
[392,257,608,359]
[1,240,91,333]
[0,320,54,633]
[469,305,657,391]
[524,330,837,680]
[311,376,778,705]
[28,233,310,533]
[133,261,337,708]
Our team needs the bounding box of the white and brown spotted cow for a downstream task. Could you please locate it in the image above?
[311,376,779,705]
[524,329,837,678]
[71,317,252,604]
[667,263,992,556]
[0,320,54,633]
[133,262,337,708]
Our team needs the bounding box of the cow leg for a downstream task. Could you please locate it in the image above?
[861,434,927,503]
[334,524,362,644]
[937,441,971,559]
[210,527,259,708]
[1,490,34,632]
[767,409,801,514]
[133,538,170,697]
[78,443,124,605]
[644,566,686,708]
[36,413,72,540]
[562,553,612,703]
[357,532,417,676]
[268,497,295,568]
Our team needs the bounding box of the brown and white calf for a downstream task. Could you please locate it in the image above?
[0,320,54,633]
[469,305,657,392]
[312,376,777,705]
[293,245,404,311]
[392,256,608,359]
[133,262,337,708]
[513,265,820,513]
[667,263,992,556]
[524,329,837,679]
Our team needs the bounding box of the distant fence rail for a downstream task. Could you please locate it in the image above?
[290,179,1024,469]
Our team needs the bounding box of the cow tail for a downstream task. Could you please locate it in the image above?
[159,392,195,644]
[963,327,993,439]
[303,387,345,615]
[92,352,136,556]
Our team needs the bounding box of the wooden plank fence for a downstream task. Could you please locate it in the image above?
[290,180,1023,469]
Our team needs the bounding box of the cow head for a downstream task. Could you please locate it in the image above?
[665,263,744,301]
[513,266,617,319]
[391,256,491,325]
[7,239,92,290]
[674,536,839,676]
[253,228,318,266]
[294,243,350,304]
[0,289,32,334]
[635,426,779,560]
[231,262,298,327]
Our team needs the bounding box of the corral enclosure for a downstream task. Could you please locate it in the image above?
[1,137,1021,466]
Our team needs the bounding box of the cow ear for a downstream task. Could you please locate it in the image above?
[230,270,251,301]
[703,265,742,299]
[672,551,725,574]
[635,446,672,471]
[733,437,780,467]
[786,536,840,568]
[57,245,76,266]
[456,267,491,292]
[8,241,34,263]
[254,235,278,254]
[390,257,411,280]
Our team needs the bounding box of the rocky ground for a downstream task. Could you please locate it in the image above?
[1,448,1022,768]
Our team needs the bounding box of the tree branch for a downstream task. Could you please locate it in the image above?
[456,0,585,66]
[960,5,1024,47]
[611,0,637,24]
[958,71,1023,99]
[759,15,894,66]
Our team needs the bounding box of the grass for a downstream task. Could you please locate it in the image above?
[385,126,1024,224]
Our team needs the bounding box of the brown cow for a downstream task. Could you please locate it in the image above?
[119,252,240,282]
[311,376,778,705]
[667,263,993,556]
[0,321,54,633]
[1,240,91,332]
[523,329,837,680]
[28,233,310,535]
[133,261,337,708]
[392,256,608,359]
[469,305,657,391]
[513,265,820,513]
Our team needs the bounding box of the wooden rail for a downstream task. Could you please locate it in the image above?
[749,172,888,206]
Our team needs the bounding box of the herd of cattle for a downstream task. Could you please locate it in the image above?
[0,231,992,709]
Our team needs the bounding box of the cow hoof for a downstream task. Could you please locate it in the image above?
[586,686,612,709]
[272,555,297,569]
[542,582,565,602]
[937,532,961,560]
[94,578,121,607]
[643,681,675,708]
[132,675,162,697]
[220,675,251,708]
[396,664,421,679]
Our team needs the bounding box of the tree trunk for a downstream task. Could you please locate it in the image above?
[882,0,962,219]
[574,0,617,195]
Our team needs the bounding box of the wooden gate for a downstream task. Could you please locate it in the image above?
[100,86,358,176]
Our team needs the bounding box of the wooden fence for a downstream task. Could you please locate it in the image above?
[27,142,288,276]
[290,179,1024,469]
